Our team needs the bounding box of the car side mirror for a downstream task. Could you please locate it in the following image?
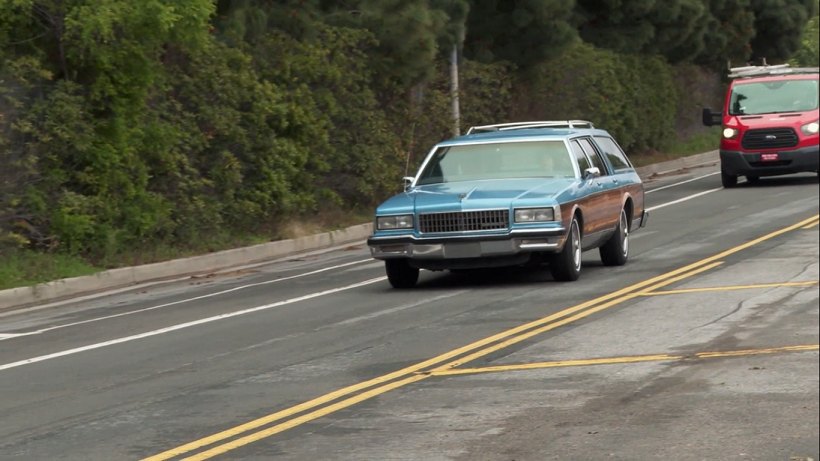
[402,176,414,191]
[583,167,601,179]
[702,107,722,126]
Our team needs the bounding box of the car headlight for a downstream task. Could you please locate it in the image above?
[514,207,559,223]
[801,121,819,135]
[376,215,414,230]
[722,127,739,139]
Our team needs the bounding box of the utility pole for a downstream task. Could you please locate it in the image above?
[450,42,461,137]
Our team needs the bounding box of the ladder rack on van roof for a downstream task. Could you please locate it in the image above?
[466,120,594,134]
[728,63,820,79]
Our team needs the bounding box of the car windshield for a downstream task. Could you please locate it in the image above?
[728,78,819,115]
[415,140,575,185]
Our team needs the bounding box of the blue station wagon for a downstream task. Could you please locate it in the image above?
[367,120,649,288]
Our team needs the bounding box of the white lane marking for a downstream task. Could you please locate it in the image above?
[0,334,29,339]
[0,259,373,341]
[647,187,724,212]
[646,172,720,194]
[0,277,386,372]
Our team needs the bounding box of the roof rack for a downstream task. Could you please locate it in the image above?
[728,63,819,79]
[466,120,594,134]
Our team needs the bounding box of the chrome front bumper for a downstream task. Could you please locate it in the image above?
[367,229,565,260]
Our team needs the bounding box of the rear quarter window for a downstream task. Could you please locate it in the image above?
[594,136,633,172]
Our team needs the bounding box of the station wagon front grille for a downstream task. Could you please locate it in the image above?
[741,128,798,150]
[419,210,509,233]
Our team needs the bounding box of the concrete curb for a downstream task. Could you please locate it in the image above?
[635,150,719,179]
[0,151,720,311]
[0,223,374,311]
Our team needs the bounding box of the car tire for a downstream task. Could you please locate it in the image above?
[551,217,581,282]
[600,208,629,266]
[721,169,738,188]
[385,259,419,288]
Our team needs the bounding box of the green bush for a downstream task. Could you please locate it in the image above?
[511,42,678,154]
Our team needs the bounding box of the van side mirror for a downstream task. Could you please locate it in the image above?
[402,176,414,191]
[702,107,722,126]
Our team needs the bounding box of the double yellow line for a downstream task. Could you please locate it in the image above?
[145,214,819,461]
[433,344,820,377]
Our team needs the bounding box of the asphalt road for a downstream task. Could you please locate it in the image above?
[0,167,818,461]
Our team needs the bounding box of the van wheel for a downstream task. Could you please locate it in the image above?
[551,217,581,282]
[600,208,629,266]
[385,259,419,288]
[721,169,738,188]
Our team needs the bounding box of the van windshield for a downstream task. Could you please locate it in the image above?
[729,78,819,115]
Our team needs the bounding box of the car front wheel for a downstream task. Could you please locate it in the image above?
[385,259,419,288]
[600,208,629,266]
[551,217,581,282]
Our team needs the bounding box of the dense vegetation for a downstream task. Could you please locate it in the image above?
[0,0,817,283]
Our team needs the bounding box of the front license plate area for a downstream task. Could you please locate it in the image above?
[444,242,481,258]
[760,152,779,162]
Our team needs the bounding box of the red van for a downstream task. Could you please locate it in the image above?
[702,64,819,187]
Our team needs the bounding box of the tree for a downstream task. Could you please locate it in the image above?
[749,0,817,62]
[789,2,819,66]
[463,0,577,67]
[642,0,710,63]
[431,0,470,53]
[323,0,450,87]
[575,0,711,63]
[696,0,756,69]
[574,0,657,55]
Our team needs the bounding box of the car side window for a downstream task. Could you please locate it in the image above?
[578,138,608,175]
[570,140,591,174]
[594,136,632,171]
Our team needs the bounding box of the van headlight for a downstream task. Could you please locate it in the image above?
[377,215,414,230]
[801,121,819,135]
[514,206,560,223]
[722,127,739,139]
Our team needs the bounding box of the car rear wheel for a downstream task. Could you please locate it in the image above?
[600,208,629,266]
[551,217,581,282]
[385,259,419,288]
[721,169,738,188]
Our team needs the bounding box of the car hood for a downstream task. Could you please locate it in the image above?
[377,178,574,214]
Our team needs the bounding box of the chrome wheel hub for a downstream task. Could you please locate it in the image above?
[571,222,581,270]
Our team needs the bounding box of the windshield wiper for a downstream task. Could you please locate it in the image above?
[756,110,804,115]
